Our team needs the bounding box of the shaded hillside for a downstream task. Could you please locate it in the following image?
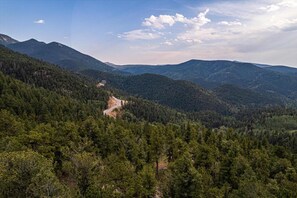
[6,36,116,72]
[122,97,187,123]
[213,84,284,107]
[81,70,230,114]
[119,60,297,99]
[0,46,108,105]
[264,66,297,75]
[0,72,102,122]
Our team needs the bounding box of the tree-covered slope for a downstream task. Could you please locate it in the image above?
[0,72,103,123]
[117,74,231,113]
[264,65,297,75]
[119,60,297,99]
[1,48,297,197]
[213,84,285,107]
[0,45,109,104]
[81,70,231,114]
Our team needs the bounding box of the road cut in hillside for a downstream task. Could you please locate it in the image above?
[103,96,126,118]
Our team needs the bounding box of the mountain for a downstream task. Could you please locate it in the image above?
[213,84,284,107]
[5,35,116,73]
[264,66,297,75]
[80,70,231,114]
[0,34,18,46]
[2,54,297,198]
[118,60,297,99]
[253,62,297,75]
[0,45,109,104]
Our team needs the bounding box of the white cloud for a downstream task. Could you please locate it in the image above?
[143,15,176,29]
[278,0,297,8]
[192,9,211,28]
[118,29,161,40]
[116,0,297,66]
[120,9,211,45]
[174,9,211,44]
[260,4,280,12]
[34,19,45,24]
[142,9,211,29]
[218,21,242,26]
[162,41,173,46]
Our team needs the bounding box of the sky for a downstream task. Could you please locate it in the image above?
[1,0,297,66]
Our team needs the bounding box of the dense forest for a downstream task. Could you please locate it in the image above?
[1,46,297,197]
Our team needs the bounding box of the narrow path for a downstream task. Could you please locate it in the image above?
[103,96,125,118]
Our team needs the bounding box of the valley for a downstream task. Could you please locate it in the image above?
[1,32,297,197]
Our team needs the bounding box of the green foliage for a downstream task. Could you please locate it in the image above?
[213,84,283,107]
[114,74,230,113]
[81,69,230,114]
[0,72,103,122]
[0,151,66,197]
[0,45,109,104]
[121,59,297,99]
[123,98,186,124]
[1,45,297,197]
[166,151,203,197]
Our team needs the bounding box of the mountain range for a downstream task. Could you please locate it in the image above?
[0,33,18,46]
[1,33,297,112]
[116,60,297,99]
[1,34,116,73]
[2,33,297,198]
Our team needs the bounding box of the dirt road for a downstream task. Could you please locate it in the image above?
[103,96,125,118]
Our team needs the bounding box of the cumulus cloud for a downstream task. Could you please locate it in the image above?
[192,9,211,28]
[142,9,211,29]
[118,29,161,40]
[119,9,211,45]
[34,19,45,24]
[142,15,176,29]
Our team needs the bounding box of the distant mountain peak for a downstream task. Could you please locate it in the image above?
[28,38,38,42]
[0,33,19,46]
[7,35,118,73]
[105,62,118,67]
[48,42,64,47]
[26,38,45,44]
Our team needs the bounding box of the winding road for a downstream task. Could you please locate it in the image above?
[103,96,125,117]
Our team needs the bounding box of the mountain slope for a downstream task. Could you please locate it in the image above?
[0,34,18,46]
[119,60,297,99]
[213,84,284,107]
[0,45,108,106]
[0,71,103,122]
[6,36,115,72]
[80,70,231,114]
[264,66,297,75]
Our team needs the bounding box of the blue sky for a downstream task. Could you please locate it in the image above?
[1,0,297,66]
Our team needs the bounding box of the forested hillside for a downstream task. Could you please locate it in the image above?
[1,45,297,197]
[113,73,230,113]
[0,46,109,103]
[81,70,231,113]
[81,69,288,114]
[213,84,284,107]
[119,60,297,99]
